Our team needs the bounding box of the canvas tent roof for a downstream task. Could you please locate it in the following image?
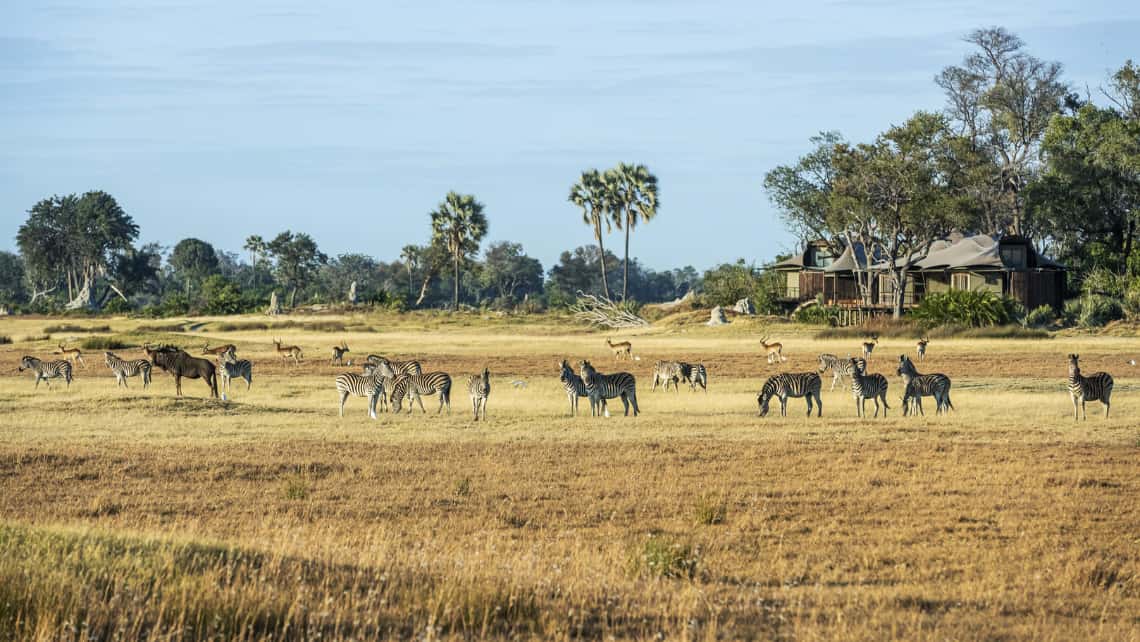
[869,234,1064,271]
[823,243,872,273]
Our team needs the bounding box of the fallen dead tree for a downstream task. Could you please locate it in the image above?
[570,291,650,329]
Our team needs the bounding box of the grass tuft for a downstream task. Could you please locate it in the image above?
[282,475,310,501]
[629,534,699,580]
[80,337,131,350]
[455,477,472,497]
[692,494,727,525]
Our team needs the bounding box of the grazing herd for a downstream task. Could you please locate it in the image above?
[12,334,1118,422]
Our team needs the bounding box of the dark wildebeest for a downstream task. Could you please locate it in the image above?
[145,344,218,398]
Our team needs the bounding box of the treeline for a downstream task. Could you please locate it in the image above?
[765,28,1140,323]
[2,182,758,316]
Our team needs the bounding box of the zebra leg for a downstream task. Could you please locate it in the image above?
[629,391,639,416]
[416,392,427,414]
[245,374,252,390]
[339,390,349,417]
[780,395,788,417]
[621,393,630,416]
[814,392,822,417]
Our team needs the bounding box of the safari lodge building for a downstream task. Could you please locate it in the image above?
[773,234,1066,316]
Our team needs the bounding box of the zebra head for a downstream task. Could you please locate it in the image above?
[18,356,38,372]
[1067,354,1081,375]
[577,360,597,382]
[757,391,771,417]
[817,354,833,373]
[848,357,864,375]
[104,351,115,366]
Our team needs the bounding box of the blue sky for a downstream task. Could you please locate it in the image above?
[2,1,1137,272]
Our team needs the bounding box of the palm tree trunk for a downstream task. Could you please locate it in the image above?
[622,219,630,300]
[596,223,611,301]
[453,254,460,311]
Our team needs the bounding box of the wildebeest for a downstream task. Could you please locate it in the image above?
[145,344,218,398]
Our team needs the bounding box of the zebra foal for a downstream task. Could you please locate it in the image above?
[578,360,639,417]
[19,356,73,389]
[818,354,865,391]
[1067,354,1113,420]
[218,348,253,392]
[757,372,822,417]
[104,351,151,388]
[467,368,490,421]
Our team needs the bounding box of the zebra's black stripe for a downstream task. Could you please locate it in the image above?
[336,371,389,418]
[757,372,822,417]
[467,368,490,421]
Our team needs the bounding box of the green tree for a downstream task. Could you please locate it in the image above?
[0,252,26,306]
[267,231,327,308]
[604,163,659,300]
[429,191,488,311]
[480,241,544,305]
[935,27,1069,238]
[168,238,220,297]
[399,244,419,298]
[569,169,613,300]
[201,274,244,314]
[1027,103,1140,277]
[16,191,138,309]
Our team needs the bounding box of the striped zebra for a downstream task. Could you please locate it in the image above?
[651,360,682,392]
[559,359,599,416]
[218,349,253,392]
[1067,354,1113,420]
[335,371,390,419]
[103,351,151,389]
[365,356,423,377]
[849,358,889,418]
[757,372,822,417]
[390,372,452,414]
[896,355,952,416]
[467,368,490,421]
[817,354,866,391]
[578,360,639,417]
[680,362,708,393]
[18,356,73,389]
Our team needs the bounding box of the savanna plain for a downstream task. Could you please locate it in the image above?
[0,312,1137,641]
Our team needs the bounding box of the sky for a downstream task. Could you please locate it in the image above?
[2,1,1137,273]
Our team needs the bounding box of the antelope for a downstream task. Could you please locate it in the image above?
[331,340,350,366]
[862,335,879,361]
[606,338,633,361]
[202,341,237,357]
[759,335,785,364]
[916,337,929,362]
[55,342,86,368]
[273,338,303,365]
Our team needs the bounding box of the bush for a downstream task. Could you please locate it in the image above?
[80,336,130,350]
[1078,295,1124,328]
[792,300,839,326]
[628,535,699,580]
[1025,305,1056,328]
[910,290,1018,328]
[43,324,112,334]
[0,335,10,345]
[201,275,244,315]
[700,260,779,312]
[102,298,134,315]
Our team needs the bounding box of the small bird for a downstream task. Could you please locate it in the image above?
[1128,359,1136,366]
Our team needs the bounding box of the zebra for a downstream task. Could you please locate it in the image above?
[651,360,682,392]
[389,372,452,414]
[681,362,708,393]
[103,351,151,388]
[578,360,639,417]
[335,371,390,419]
[218,348,253,392]
[19,356,73,389]
[757,372,822,417]
[559,359,599,416]
[365,356,422,377]
[896,354,952,416]
[817,354,866,391]
[1067,354,1113,420]
[849,358,889,418]
[467,368,490,421]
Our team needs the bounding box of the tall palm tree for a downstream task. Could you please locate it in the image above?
[569,169,613,300]
[399,244,419,298]
[604,163,659,300]
[430,191,488,311]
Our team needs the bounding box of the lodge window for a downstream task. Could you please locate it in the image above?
[1000,245,1027,269]
[951,273,970,290]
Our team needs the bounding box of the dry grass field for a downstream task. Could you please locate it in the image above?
[0,312,1138,640]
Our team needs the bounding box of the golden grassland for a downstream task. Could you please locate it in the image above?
[0,312,1138,640]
